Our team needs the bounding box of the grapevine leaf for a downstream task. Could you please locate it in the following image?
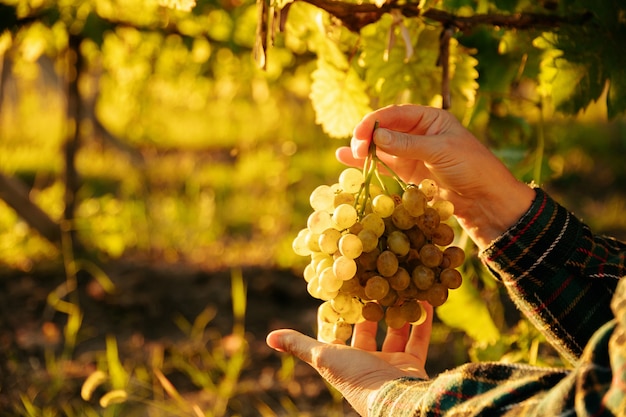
[309,59,372,138]
[436,276,500,343]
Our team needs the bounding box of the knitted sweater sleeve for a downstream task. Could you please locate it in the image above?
[368,188,626,417]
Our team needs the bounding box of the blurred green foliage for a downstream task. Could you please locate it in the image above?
[1,0,625,415]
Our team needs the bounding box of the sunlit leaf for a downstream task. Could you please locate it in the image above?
[436,276,500,343]
[309,59,371,138]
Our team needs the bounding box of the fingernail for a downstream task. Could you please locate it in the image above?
[374,129,391,146]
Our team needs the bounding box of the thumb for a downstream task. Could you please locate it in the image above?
[266,329,318,364]
[373,128,441,162]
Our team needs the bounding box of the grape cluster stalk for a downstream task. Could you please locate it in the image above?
[292,132,466,343]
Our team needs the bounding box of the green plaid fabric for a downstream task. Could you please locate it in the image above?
[370,188,626,416]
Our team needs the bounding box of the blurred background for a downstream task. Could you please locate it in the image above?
[1,0,625,416]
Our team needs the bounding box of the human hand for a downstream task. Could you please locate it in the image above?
[266,302,433,417]
[336,104,535,249]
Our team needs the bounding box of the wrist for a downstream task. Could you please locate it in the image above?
[457,181,536,250]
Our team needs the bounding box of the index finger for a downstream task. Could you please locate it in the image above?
[352,104,448,140]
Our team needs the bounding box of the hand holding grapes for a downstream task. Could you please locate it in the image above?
[266,307,432,417]
[336,104,536,250]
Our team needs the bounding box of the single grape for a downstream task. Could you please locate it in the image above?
[361,212,386,237]
[292,229,312,256]
[318,228,341,254]
[314,255,333,276]
[364,275,390,300]
[307,210,333,234]
[418,179,438,201]
[388,267,411,291]
[402,186,427,217]
[330,291,353,315]
[319,267,343,292]
[310,185,334,212]
[362,302,384,322]
[405,227,426,251]
[431,223,454,246]
[303,263,317,283]
[338,233,363,259]
[357,248,380,271]
[426,283,448,307]
[349,221,364,235]
[317,321,336,343]
[391,204,415,230]
[318,300,341,323]
[371,194,396,218]
[376,250,399,277]
[387,230,410,256]
[333,321,353,343]
[307,276,322,299]
[440,268,463,289]
[378,287,398,306]
[305,230,321,252]
[411,265,435,290]
[417,207,440,233]
[419,243,443,268]
[339,167,364,193]
[443,246,465,269]
[334,191,356,208]
[358,229,379,253]
[385,305,406,329]
[333,255,357,281]
[341,298,364,324]
[400,299,422,324]
[332,203,358,230]
[339,276,363,295]
[431,199,454,221]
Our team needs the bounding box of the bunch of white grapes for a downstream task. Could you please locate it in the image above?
[292,167,466,344]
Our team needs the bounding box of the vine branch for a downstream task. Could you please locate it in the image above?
[299,0,592,33]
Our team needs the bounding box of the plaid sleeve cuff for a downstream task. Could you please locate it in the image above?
[479,187,585,282]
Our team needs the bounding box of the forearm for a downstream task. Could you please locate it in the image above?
[480,188,624,363]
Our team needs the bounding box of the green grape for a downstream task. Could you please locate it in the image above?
[318,300,341,323]
[402,186,427,217]
[371,194,395,218]
[341,298,364,324]
[339,276,363,295]
[357,248,380,271]
[319,267,343,292]
[440,268,463,289]
[411,265,435,290]
[402,300,426,325]
[333,255,357,281]
[417,207,440,233]
[362,302,384,322]
[387,230,410,256]
[332,203,358,230]
[376,250,399,277]
[391,204,415,230]
[361,212,385,237]
[358,229,379,253]
[419,243,443,268]
[307,276,322,299]
[431,223,454,246]
[318,228,342,254]
[334,191,356,208]
[378,287,398,306]
[303,263,317,283]
[443,246,465,269]
[388,267,410,291]
[338,233,363,259]
[385,305,406,329]
[400,299,422,323]
[317,321,336,343]
[314,255,333,276]
[330,291,353,314]
[339,167,364,193]
[308,210,333,234]
[333,321,353,342]
[418,178,438,201]
[310,185,335,212]
[405,226,426,251]
[426,283,448,307]
[431,199,454,221]
[292,229,312,256]
[364,275,390,300]
[305,230,321,252]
